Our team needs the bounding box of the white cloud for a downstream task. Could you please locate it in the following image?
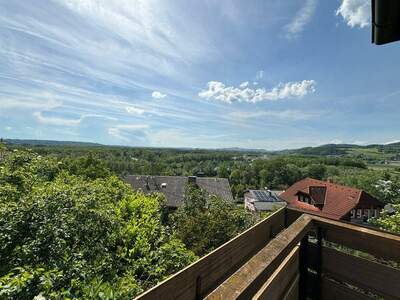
[107,128,126,141]
[285,0,318,38]
[255,70,264,80]
[199,80,316,104]
[108,123,149,142]
[228,109,322,121]
[126,106,145,115]
[33,111,83,126]
[0,97,62,110]
[239,81,249,88]
[384,140,400,145]
[329,139,344,144]
[151,91,167,99]
[33,112,115,126]
[5,126,12,131]
[352,140,368,145]
[336,0,370,28]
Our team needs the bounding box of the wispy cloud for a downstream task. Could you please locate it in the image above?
[336,0,370,28]
[151,91,167,99]
[227,109,322,121]
[284,0,318,38]
[199,80,316,104]
[126,106,145,115]
[384,140,400,145]
[33,111,115,126]
[0,95,62,110]
[108,123,149,142]
[255,70,264,80]
[239,81,249,88]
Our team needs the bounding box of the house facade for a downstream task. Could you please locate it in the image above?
[244,189,286,213]
[279,178,384,223]
[124,175,233,208]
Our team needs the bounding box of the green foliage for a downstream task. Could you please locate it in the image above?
[374,204,400,233]
[333,169,400,204]
[172,184,255,256]
[305,164,327,180]
[65,153,111,179]
[0,148,196,299]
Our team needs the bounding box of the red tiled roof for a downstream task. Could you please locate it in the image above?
[280,178,382,220]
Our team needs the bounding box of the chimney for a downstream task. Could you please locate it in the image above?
[188,176,197,185]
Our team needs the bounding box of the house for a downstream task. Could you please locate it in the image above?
[244,189,286,213]
[279,178,384,223]
[124,175,233,208]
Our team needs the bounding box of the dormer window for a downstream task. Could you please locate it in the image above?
[298,193,311,204]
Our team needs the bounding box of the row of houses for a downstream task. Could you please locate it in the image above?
[124,175,384,223]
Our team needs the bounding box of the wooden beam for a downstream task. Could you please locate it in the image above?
[282,274,299,300]
[298,235,309,300]
[204,214,313,300]
[285,207,304,226]
[321,277,374,300]
[135,207,286,300]
[309,245,400,300]
[252,246,299,300]
[314,227,322,300]
[312,215,400,262]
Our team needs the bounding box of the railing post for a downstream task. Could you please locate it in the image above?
[299,234,309,300]
[314,227,323,300]
[196,276,202,300]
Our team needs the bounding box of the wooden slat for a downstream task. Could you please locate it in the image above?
[253,246,299,300]
[285,208,304,227]
[308,244,400,300]
[205,214,313,300]
[135,207,286,300]
[321,277,374,300]
[283,274,299,300]
[312,216,400,262]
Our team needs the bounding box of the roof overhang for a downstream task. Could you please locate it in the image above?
[372,0,400,45]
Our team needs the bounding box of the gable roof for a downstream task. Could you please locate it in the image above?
[280,178,383,220]
[124,175,234,208]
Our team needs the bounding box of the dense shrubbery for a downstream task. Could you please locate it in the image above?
[173,184,254,256]
[0,148,196,299]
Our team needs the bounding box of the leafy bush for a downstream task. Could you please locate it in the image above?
[172,184,254,256]
[0,148,196,299]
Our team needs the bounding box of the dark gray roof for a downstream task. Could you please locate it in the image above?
[123,175,234,208]
[246,190,283,203]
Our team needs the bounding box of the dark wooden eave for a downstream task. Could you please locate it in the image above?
[372,0,400,45]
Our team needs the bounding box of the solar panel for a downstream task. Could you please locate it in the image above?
[250,190,283,202]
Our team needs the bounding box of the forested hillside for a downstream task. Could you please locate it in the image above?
[1,141,399,298]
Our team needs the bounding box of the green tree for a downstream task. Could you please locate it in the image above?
[373,204,400,234]
[0,148,196,299]
[306,164,327,180]
[172,184,254,256]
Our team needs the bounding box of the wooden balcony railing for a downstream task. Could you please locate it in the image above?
[135,207,400,300]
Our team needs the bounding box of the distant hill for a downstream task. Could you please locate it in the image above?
[217,147,269,153]
[3,139,102,147]
[280,142,400,160]
[2,138,400,159]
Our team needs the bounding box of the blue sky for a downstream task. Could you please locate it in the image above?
[1,0,399,150]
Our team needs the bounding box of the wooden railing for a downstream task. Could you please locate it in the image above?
[135,207,400,300]
[136,208,286,300]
